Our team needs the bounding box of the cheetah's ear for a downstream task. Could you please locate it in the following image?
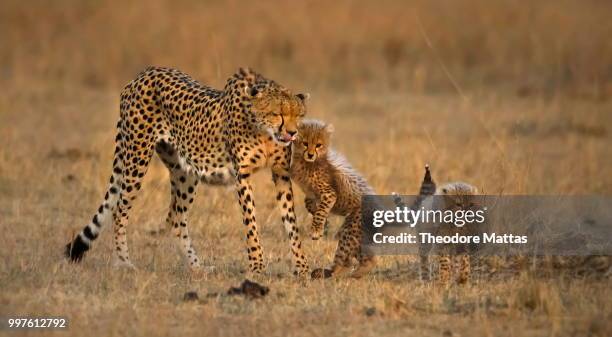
[296,93,310,102]
[245,86,263,98]
[325,124,335,133]
[239,67,257,84]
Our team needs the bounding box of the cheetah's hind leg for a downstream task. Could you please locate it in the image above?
[155,139,212,272]
[455,254,470,284]
[312,215,358,280]
[351,255,376,279]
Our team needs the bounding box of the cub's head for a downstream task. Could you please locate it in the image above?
[232,68,308,146]
[437,182,479,210]
[295,119,334,163]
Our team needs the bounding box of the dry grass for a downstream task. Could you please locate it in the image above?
[0,1,611,336]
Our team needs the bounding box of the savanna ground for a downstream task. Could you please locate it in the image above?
[1,1,611,336]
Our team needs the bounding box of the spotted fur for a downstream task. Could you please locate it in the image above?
[394,166,477,284]
[421,180,479,285]
[393,164,437,280]
[290,119,376,279]
[65,67,310,276]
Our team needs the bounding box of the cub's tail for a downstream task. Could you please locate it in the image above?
[393,164,437,209]
[417,164,436,197]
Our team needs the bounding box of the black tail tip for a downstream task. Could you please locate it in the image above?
[64,237,88,262]
[424,164,432,180]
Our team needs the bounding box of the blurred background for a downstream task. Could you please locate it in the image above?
[1,0,611,97]
[0,0,611,196]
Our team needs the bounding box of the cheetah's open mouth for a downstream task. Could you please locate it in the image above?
[274,132,296,145]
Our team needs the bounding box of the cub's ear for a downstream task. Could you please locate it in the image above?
[296,93,310,102]
[244,86,262,98]
[325,123,335,133]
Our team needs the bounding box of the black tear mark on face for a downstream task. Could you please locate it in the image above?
[279,115,285,133]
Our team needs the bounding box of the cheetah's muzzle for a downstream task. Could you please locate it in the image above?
[274,132,296,145]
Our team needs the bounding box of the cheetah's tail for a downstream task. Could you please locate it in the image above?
[64,123,125,262]
[392,164,437,209]
[418,164,436,197]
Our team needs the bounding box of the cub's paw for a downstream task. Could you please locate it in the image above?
[292,263,311,278]
[456,275,470,285]
[293,269,310,278]
[310,221,325,240]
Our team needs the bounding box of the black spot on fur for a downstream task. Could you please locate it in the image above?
[83,226,98,240]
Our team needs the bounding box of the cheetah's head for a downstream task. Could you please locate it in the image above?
[437,182,479,210]
[233,68,309,146]
[295,119,334,163]
[249,86,308,146]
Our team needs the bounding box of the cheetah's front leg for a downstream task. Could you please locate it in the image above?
[305,196,330,237]
[438,254,452,286]
[419,240,433,281]
[273,166,309,276]
[311,186,337,240]
[235,171,265,274]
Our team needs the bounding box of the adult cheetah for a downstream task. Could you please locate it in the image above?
[65,67,310,276]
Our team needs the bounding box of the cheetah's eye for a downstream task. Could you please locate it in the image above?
[315,143,322,148]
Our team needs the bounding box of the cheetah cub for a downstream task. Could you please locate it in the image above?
[290,119,376,279]
[396,165,479,285]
